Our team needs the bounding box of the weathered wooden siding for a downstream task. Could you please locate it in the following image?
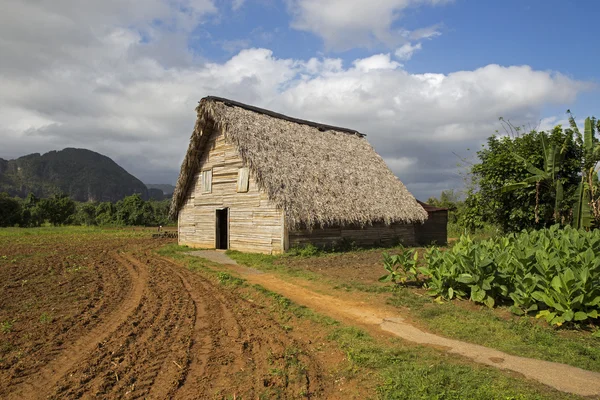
[178,130,284,254]
[288,222,416,249]
[415,210,448,245]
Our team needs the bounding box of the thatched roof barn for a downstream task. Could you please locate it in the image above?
[171,96,428,254]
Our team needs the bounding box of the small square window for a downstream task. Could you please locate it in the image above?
[236,167,249,193]
[201,170,212,194]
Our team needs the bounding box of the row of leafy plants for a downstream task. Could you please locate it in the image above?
[380,225,600,334]
[0,192,172,227]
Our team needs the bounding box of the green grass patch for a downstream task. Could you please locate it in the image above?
[0,226,151,239]
[226,250,323,282]
[329,326,577,400]
[157,243,194,258]
[388,288,600,373]
[333,282,396,294]
[216,272,246,287]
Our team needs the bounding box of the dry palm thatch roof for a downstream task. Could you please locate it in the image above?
[170,96,428,228]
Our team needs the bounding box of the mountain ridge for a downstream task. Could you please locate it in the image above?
[0,148,149,202]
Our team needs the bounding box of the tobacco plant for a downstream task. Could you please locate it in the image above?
[379,247,420,285]
[386,225,600,330]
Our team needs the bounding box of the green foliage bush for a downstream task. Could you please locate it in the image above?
[379,247,419,285]
[0,193,22,227]
[0,192,172,228]
[287,243,321,257]
[468,126,582,232]
[420,226,600,328]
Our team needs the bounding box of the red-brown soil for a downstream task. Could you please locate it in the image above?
[0,232,361,399]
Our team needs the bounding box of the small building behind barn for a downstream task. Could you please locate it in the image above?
[170,96,432,254]
[415,200,448,246]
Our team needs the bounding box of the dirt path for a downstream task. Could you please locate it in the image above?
[205,256,600,398]
[4,249,337,399]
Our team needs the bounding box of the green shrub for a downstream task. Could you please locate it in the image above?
[421,225,600,327]
[386,226,600,330]
[287,243,321,257]
[379,246,419,285]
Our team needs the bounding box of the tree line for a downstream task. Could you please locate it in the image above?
[428,113,600,234]
[0,193,172,228]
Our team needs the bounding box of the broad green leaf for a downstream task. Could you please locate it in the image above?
[574,311,589,321]
[573,181,592,229]
[526,304,538,312]
[550,276,563,293]
[532,291,556,308]
[587,296,600,307]
[563,310,574,322]
[502,182,530,193]
[457,274,474,284]
[584,117,593,158]
[471,287,486,303]
[483,296,495,308]
[562,268,575,285]
[510,306,524,316]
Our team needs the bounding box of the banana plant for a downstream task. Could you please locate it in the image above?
[570,115,600,229]
[502,133,567,224]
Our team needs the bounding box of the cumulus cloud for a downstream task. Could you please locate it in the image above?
[287,0,449,50]
[395,42,422,60]
[353,54,402,72]
[0,0,590,199]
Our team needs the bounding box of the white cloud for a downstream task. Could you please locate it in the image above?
[232,0,245,10]
[353,54,402,72]
[395,42,422,60]
[288,0,449,50]
[408,24,443,40]
[0,1,591,199]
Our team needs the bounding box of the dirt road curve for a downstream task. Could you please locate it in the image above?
[5,250,330,399]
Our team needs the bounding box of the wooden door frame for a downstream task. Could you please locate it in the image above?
[215,208,229,250]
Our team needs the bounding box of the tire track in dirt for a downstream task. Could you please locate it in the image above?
[50,253,194,399]
[162,262,215,399]
[156,255,330,399]
[6,252,148,400]
[7,249,334,399]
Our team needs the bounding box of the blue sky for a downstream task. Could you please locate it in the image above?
[201,0,598,78]
[1,0,598,199]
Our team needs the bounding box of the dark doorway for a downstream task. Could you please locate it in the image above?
[216,208,229,250]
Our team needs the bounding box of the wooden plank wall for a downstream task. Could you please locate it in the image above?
[288,222,416,249]
[178,129,284,254]
[415,210,448,245]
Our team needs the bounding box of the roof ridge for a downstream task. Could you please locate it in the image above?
[203,96,365,137]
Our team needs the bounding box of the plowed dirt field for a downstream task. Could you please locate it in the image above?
[0,230,354,399]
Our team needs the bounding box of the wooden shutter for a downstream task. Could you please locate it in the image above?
[201,170,212,194]
[236,167,249,193]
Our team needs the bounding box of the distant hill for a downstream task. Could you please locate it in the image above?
[0,148,148,202]
[146,184,175,195]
